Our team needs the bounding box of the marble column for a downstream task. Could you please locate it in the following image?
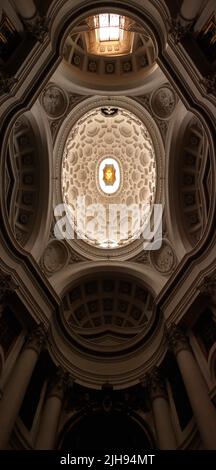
[147,367,177,450]
[35,368,69,450]
[14,0,36,19]
[199,276,216,320]
[180,0,204,22]
[13,0,48,42]
[168,0,205,41]
[168,324,216,450]
[0,271,18,385]
[0,270,17,302]
[0,324,47,449]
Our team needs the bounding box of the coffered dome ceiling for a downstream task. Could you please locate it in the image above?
[60,274,156,356]
[61,106,157,249]
[62,12,157,92]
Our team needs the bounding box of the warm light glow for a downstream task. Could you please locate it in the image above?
[103,164,116,186]
[98,14,121,41]
[89,14,131,57]
[99,158,120,194]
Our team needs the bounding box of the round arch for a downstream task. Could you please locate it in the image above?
[58,407,155,450]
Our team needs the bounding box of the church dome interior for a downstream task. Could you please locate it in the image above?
[62,11,157,92]
[0,0,216,455]
[60,273,155,355]
[60,104,157,249]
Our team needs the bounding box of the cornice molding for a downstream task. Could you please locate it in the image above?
[45,312,167,389]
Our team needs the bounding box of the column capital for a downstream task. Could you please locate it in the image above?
[25,324,47,354]
[0,270,18,301]
[23,14,50,43]
[201,74,216,96]
[167,18,192,44]
[166,324,190,355]
[145,367,168,401]
[47,367,71,401]
[0,71,18,96]
[198,274,216,304]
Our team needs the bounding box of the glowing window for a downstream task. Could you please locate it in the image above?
[98,14,120,41]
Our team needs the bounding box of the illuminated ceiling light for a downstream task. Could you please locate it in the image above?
[103,164,116,186]
[98,14,120,41]
[99,158,120,194]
